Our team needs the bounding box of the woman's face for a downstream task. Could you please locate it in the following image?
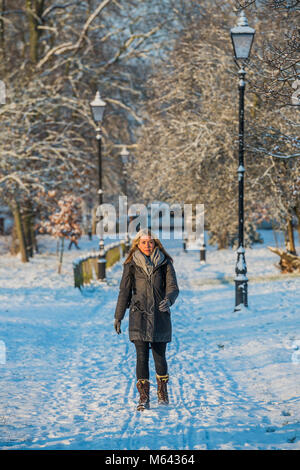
[138,236,155,256]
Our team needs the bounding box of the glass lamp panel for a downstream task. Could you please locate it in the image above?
[90,91,106,123]
[120,147,129,164]
[231,32,254,60]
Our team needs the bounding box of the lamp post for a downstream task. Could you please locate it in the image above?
[230,11,255,310]
[200,237,206,264]
[90,90,106,281]
[120,146,130,253]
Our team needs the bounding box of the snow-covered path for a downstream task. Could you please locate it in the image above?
[0,232,299,450]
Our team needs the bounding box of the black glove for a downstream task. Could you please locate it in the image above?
[159,298,171,312]
[114,319,121,334]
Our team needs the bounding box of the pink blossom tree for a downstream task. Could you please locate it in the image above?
[39,194,82,274]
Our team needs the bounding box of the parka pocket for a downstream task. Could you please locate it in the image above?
[130,300,143,312]
[129,306,146,336]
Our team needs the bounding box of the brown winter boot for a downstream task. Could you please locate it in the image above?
[136,379,150,411]
[156,374,169,405]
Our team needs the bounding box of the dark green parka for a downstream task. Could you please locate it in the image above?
[114,250,179,343]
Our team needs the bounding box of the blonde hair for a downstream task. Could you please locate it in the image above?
[124,228,173,264]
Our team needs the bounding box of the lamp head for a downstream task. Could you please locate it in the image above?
[90,91,106,124]
[120,146,129,164]
[230,11,255,61]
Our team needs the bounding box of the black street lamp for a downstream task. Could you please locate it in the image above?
[120,146,130,253]
[200,237,206,264]
[90,90,106,281]
[230,11,255,310]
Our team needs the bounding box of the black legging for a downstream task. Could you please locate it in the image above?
[134,341,168,380]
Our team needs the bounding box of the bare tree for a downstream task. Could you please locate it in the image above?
[0,0,190,256]
[235,0,299,107]
[133,1,299,249]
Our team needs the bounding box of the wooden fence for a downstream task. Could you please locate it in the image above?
[73,241,126,288]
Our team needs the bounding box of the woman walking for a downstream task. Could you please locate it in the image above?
[114,229,179,411]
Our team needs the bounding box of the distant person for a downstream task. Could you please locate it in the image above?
[114,229,179,411]
[68,234,80,250]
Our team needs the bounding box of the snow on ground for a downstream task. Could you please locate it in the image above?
[0,230,299,450]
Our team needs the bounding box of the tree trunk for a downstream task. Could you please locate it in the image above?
[218,231,229,250]
[296,206,300,246]
[11,202,29,263]
[268,246,300,273]
[271,221,279,248]
[0,0,5,59]
[92,206,97,235]
[10,224,19,255]
[285,217,296,255]
[23,208,34,258]
[26,0,45,64]
[58,237,64,274]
